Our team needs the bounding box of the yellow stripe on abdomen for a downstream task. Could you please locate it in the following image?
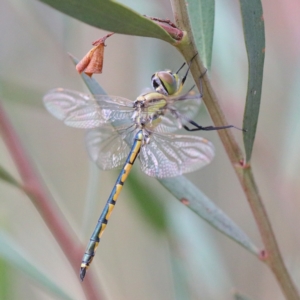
[113,183,123,201]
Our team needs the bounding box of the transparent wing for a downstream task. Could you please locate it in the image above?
[151,93,202,133]
[172,91,202,122]
[145,115,178,133]
[139,132,214,178]
[43,88,135,128]
[85,126,131,170]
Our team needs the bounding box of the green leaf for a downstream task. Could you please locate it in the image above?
[186,0,215,69]
[239,0,265,162]
[160,176,259,255]
[39,0,174,43]
[0,165,21,189]
[0,231,75,300]
[70,54,259,256]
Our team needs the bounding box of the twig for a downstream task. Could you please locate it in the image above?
[170,1,299,299]
[0,100,103,300]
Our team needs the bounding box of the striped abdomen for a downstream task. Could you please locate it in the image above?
[80,130,143,281]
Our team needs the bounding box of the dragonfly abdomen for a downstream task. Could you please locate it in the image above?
[80,130,143,280]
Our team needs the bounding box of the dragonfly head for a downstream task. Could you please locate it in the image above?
[151,70,180,96]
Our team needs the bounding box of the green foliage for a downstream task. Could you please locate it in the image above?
[239,0,265,161]
[186,0,215,69]
[38,0,174,42]
[161,176,259,255]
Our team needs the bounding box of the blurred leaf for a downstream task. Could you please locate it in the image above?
[186,0,215,69]
[0,231,75,300]
[0,258,11,300]
[70,54,260,256]
[39,0,174,43]
[239,0,265,161]
[127,171,167,232]
[161,176,259,255]
[234,291,255,300]
[0,165,21,188]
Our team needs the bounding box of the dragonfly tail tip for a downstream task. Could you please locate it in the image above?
[80,267,87,281]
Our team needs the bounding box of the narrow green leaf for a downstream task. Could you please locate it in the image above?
[0,231,75,300]
[186,0,215,69]
[161,176,259,255]
[239,0,265,161]
[70,55,260,256]
[0,165,22,189]
[39,0,174,43]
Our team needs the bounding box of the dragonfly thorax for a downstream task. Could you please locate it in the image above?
[132,92,168,128]
[151,70,181,96]
[135,92,168,111]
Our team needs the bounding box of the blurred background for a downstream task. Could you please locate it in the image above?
[1,0,300,299]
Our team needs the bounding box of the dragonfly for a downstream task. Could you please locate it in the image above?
[43,56,232,281]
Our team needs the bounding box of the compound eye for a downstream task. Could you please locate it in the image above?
[158,72,174,85]
[157,71,177,95]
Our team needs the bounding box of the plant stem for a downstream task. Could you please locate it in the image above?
[170,1,299,299]
[0,101,103,300]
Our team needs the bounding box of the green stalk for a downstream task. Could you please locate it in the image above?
[170,1,299,299]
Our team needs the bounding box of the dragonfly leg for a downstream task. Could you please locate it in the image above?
[180,53,198,87]
[177,58,207,98]
[180,71,246,132]
[197,69,208,98]
[183,119,246,132]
